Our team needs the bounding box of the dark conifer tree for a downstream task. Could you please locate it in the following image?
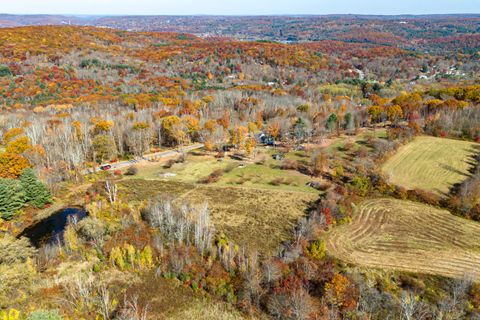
[0,179,25,220]
[20,168,52,209]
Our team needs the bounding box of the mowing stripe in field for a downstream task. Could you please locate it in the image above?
[382,136,479,195]
[327,198,480,279]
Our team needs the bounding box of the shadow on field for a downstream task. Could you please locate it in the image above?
[438,163,471,178]
[447,145,480,197]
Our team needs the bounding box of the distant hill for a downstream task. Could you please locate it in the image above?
[0,14,87,27]
[0,14,479,54]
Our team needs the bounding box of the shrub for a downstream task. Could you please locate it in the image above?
[164,159,176,169]
[79,58,101,69]
[354,146,369,158]
[333,165,345,179]
[0,65,12,77]
[224,163,239,173]
[27,310,63,320]
[394,186,409,200]
[255,156,266,165]
[235,176,252,185]
[297,164,313,176]
[308,181,331,191]
[306,239,326,260]
[77,217,106,247]
[199,169,224,184]
[125,165,138,176]
[113,170,122,176]
[280,159,298,170]
[408,189,440,206]
[269,178,283,186]
[341,141,355,152]
[63,224,79,253]
[109,244,153,270]
[349,175,371,196]
[175,155,185,163]
[1,309,20,320]
[0,235,36,264]
[269,177,292,186]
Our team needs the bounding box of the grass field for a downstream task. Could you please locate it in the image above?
[121,148,321,254]
[327,198,480,279]
[217,159,315,193]
[121,180,317,255]
[382,136,478,195]
[132,154,228,183]
[128,150,317,193]
[326,128,387,157]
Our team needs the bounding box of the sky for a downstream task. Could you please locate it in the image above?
[1,0,479,16]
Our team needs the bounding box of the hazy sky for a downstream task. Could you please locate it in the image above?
[1,0,479,15]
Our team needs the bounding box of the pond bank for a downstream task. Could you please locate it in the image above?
[18,207,87,248]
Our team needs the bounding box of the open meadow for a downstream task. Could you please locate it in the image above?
[120,148,321,254]
[382,136,479,195]
[325,128,388,157]
[127,148,318,193]
[327,198,480,279]
[121,179,317,255]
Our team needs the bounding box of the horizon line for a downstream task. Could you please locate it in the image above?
[1,13,480,17]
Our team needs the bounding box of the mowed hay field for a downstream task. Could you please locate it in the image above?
[327,198,480,279]
[121,180,317,255]
[382,136,478,195]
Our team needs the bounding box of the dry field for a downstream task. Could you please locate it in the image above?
[121,180,317,255]
[382,136,478,195]
[327,198,480,279]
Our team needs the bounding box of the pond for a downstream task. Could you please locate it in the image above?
[19,207,87,248]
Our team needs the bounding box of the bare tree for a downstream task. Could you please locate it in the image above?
[262,259,282,284]
[399,291,430,320]
[98,284,115,320]
[144,199,214,255]
[118,295,149,320]
[267,287,313,320]
[437,274,473,320]
[61,274,95,313]
[105,180,118,204]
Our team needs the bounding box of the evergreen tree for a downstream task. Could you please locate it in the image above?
[20,168,52,209]
[344,112,355,130]
[326,113,338,132]
[0,179,25,220]
[294,117,308,139]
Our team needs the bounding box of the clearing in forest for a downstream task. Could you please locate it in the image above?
[127,148,318,193]
[121,180,317,255]
[327,198,480,279]
[121,148,321,254]
[382,136,478,195]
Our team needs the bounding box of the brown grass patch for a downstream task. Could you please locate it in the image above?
[120,180,316,255]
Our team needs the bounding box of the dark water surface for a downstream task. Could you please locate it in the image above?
[19,207,87,247]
